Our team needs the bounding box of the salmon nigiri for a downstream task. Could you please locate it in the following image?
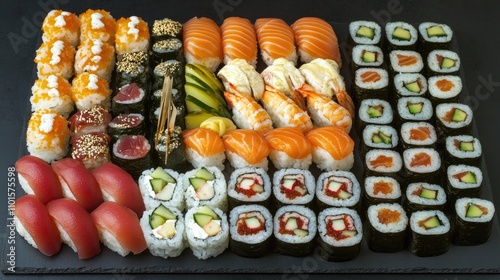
[255,18,298,66]
[183,127,226,170]
[291,17,342,67]
[306,126,354,171]
[183,17,222,72]
[221,17,258,67]
[264,127,312,170]
[222,129,271,170]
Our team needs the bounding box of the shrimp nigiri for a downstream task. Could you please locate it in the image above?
[183,17,222,72]
[255,18,298,65]
[221,17,258,67]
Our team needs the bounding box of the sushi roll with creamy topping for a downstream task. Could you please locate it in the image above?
[273,205,317,256]
[42,10,80,47]
[273,168,315,209]
[404,183,447,215]
[409,210,450,257]
[138,167,185,211]
[452,197,495,246]
[71,72,112,111]
[227,167,272,209]
[349,20,382,45]
[367,203,408,253]
[184,167,227,212]
[34,39,75,80]
[74,39,115,82]
[445,135,482,167]
[115,16,150,55]
[316,170,361,212]
[385,21,418,51]
[79,9,116,45]
[30,74,74,118]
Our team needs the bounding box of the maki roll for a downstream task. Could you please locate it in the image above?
[184,167,228,212]
[115,16,150,55]
[138,167,185,211]
[446,165,483,206]
[155,126,189,171]
[111,83,147,115]
[71,132,111,169]
[403,148,441,183]
[357,99,393,133]
[316,171,361,212]
[108,113,146,142]
[396,97,434,124]
[272,168,315,209]
[151,38,184,64]
[116,51,150,88]
[74,39,116,82]
[427,75,462,105]
[350,45,384,72]
[151,18,183,42]
[452,197,495,246]
[361,125,399,157]
[71,73,112,111]
[69,104,112,135]
[152,60,184,91]
[151,87,185,108]
[274,205,317,257]
[227,167,272,209]
[427,50,460,76]
[385,22,418,51]
[41,10,80,47]
[435,103,473,136]
[140,204,186,258]
[404,183,447,215]
[418,22,453,52]
[393,73,428,100]
[366,203,408,253]
[409,210,450,257]
[317,208,363,262]
[353,68,389,102]
[151,104,187,130]
[229,205,273,258]
[400,122,437,150]
[34,39,75,79]
[364,149,402,179]
[348,20,382,46]
[30,74,74,118]
[363,176,402,212]
[445,135,482,166]
[112,135,152,179]
[388,50,424,74]
[79,9,116,45]
[185,205,229,259]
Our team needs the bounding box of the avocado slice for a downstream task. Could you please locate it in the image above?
[392,27,411,41]
[460,141,475,152]
[338,190,353,200]
[367,106,383,118]
[452,108,467,122]
[408,102,423,114]
[195,167,215,181]
[404,81,421,93]
[193,213,213,227]
[150,167,176,184]
[441,58,456,69]
[372,134,382,143]
[427,25,446,37]
[153,205,177,220]
[356,26,375,39]
[150,178,167,194]
[362,51,377,63]
[422,216,441,229]
[459,171,476,184]
[189,177,207,191]
[466,203,484,218]
[149,213,166,229]
[379,132,392,144]
[196,205,219,220]
[419,188,437,199]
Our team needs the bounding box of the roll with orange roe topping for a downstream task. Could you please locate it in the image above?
[30,74,74,118]
[75,39,116,82]
[42,10,80,47]
[34,39,75,80]
[71,72,112,111]
[79,9,116,45]
[115,16,150,55]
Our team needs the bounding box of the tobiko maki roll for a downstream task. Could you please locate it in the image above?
[74,39,115,82]
[272,168,315,209]
[404,183,447,215]
[227,167,272,209]
[79,9,116,45]
[30,74,74,118]
[274,205,317,257]
[139,167,184,211]
[452,197,495,246]
[41,10,80,47]
[367,203,408,253]
[34,39,75,79]
[316,170,361,212]
[71,72,112,111]
[115,16,150,56]
[409,210,450,257]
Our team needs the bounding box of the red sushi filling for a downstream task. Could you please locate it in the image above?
[278,213,308,235]
[324,177,352,199]
[235,173,264,198]
[114,83,144,103]
[280,174,307,200]
[325,214,357,240]
[237,215,265,236]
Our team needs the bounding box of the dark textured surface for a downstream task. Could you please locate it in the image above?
[2,0,500,279]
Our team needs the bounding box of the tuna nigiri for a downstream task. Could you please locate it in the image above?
[264,127,312,169]
[291,17,342,67]
[47,198,101,259]
[91,201,147,256]
[306,126,355,171]
[222,129,271,170]
[255,18,298,66]
[221,17,258,67]
[15,195,61,256]
[15,155,63,204]
[183,127,226,170]
[183,17,223,72]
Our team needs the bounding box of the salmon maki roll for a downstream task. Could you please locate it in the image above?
[291,17,342,67]
[255,18,298,66]
[264,127,312,170]
[222,129,271,170]
[221,17,258,67]
[183,127,226,170]
[306,126,355,171]
[183,17,223,72]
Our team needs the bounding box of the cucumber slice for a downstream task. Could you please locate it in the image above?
[422,216,441,229]
[195,167,215,181]
[293,229,309,237]
[441,58,455,69]
[460,141,474,152]
[459,172,476,184]
[356,26,375,39]
[150,167,176,184]
[153,205,177,220]
[379,132,392,144]
[282,179,296,190]
[427,25,446,37]
[466,203,484,218]
[392,27,411,41]
[149,214,166,229]
[196,205,219,219]
[193,213,213,227]
[252,184,264,193]
[338,190,353,200]
[327,180,343,192]
[372,134,382,143]
[189,177,207,191]
[150,178,167,193]
[367,106,383,117]
[343,230,358,237]
[332,219,346,231]
[245,217,262,229]
[362,51,377,63]
[285,217,298,231]
[408,102,423,114]
[404,81,421,93]
[419,188,437,199]
[185,83,225,114]
[452,109,467,122]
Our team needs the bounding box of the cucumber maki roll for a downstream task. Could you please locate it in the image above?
[403,148,441,184]
[273,205,317,257]
[155,126,189,172]
[396,97,434,125]
[435,103,473,136]
[357,99,393,134]
[427,50,460,76]
[388,50,424,74]
[112,83,147,116]
[108,113,146,142]
[367,203,408,253]
[427,75,462,105]
[409,210,450,257]
[229,205,273,258]
[418,22,453,53]
[112,135,152,180]
[363,176,401,213]
[317,208,363,262]
[400,122,437,150]
[364,149,402,179]
[348,20,382,46]
[385,22,418,51]
[446,165,483,207]
[151,38,184,65]
[152,60,184,91]
[315,170,361,212]
[184,166,228,212]
[151,18,183,42]
[350,45,384,73]
[393,73,427,100]
[116,51,150,88]
[353,68,389,103]
[404,183,447,215]
[140,204,186,258]
[272,169,315,210]
[445,135,482,167]
[227,167,272,210]
[361,125,399,157]
[452,197,495,246]
[138,167,185,211]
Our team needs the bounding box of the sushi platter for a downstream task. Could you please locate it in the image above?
[3,4,500,276]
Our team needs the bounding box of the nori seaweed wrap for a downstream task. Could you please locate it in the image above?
[452,197,495,246]
[353,68,389,104]
[227,168,272,210]
[112,83,147,116]
[445,165,483,207]
[108,113,146,142]
[154,126,189,172]
[273,205,317,257]
[151,88,186,108]
[363,177,401,214]
[152,60,184,91]
[151,38,184,65]
[116,51,150,88]
[366,203,408,253]
[112,135,152,180]
[403,183,447,215]
[409,210,450,257]
[315,171,361,213]
[151,18,183,42]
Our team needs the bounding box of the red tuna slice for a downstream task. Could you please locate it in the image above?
[15,155,63,204]
[113,135,150,159]
[91,162,145,217]
[109,113,144,129]
[113,83,144,103]
[69,105,112,134]
[91,201,147,256]
[15,195,61,256]
[51,158,103,212]
[47,198,101,259]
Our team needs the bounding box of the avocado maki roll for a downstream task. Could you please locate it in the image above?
[152,60,184,91]
[363,176,402,213]
[397,97,434,124]
[116,51,150,88]
[227,167,272,210]
[385,22,418,51]
[151,18,183,42]
[317,208,363,262]
[418,22,453,53]
[388,50,424,74]
[184,166,228,212]
[445,135,482,167]
[273,205,317,257]
[353,68,389,103]
[427,50,460,76]
[364,149,403,179]
[229,204,273,258]
[361,125,399,157]
[400,122,437,150]
[138,167,185,211]
[452,197,495,246]
[154,126,189,172]
[315,170,361,212]
[272,169,315,210]
[351,45,384,73]
[404,183,447,215]
[409,210,450,257]
[151,38,184,65]
[108,113,146,142]
[435,103,473,137]
[403,148,442,184]
[348,20,382,46]
[427,75,462,105]
[367,203,408,253]
[393,73,427,100]
[357,99,393,134]
[112,135,152,180]
[446,165,483,206]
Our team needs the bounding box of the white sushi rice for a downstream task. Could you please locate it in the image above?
[367,203,408,233]
[185,148,226,171]
[406,183,447,206]
[389,50,423,73]
[185,52,221,73]
[184,166,228,212]
[185,206,229,259]
[410,210,450,235]
[365,149,402,173]
[355,68,388,89]
[17,174,35,196]
[228,167,271,203]
[428,75,462,100]
[352,45,384,67]
[311,146,354,171]
[385,21,418,46]
[140,206,186,258]
[316,170,360,208]
[273,168,315,205]
[403,148,441,173]
[427,50,460,74]
[362,125,399,149]
[364,176,401,199]
[400,122,437,146]
[418,22,453,43]
[359,99,393,125]
[269,150,312,170]
[274,205,317,244]
[455,197,495,223]
[436,103,473,129]
[138,168,185,211]
[261,47,298,66]
[397,97,433,121]
[445,135,482,159]
[97,227,131,257]
[14,216,39,250]
[225,149,269,171]
[349,20,382,45]
[394,73,427,96]
[229,205,273,244]
[58,176,77,201]
[74,41,116,82]
[115,33,150,55]
[447,164,483,189]
[318,207,363,247]
[30,76,74,118]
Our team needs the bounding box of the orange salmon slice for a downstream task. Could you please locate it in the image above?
[410,152,431,167]
[377,209,401,224]
[436,79,454,91]
[397,54,417,66]
[373,181,393,195]
[370,155,393,168]
[409,126,431,141]
[361,71,381,83]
